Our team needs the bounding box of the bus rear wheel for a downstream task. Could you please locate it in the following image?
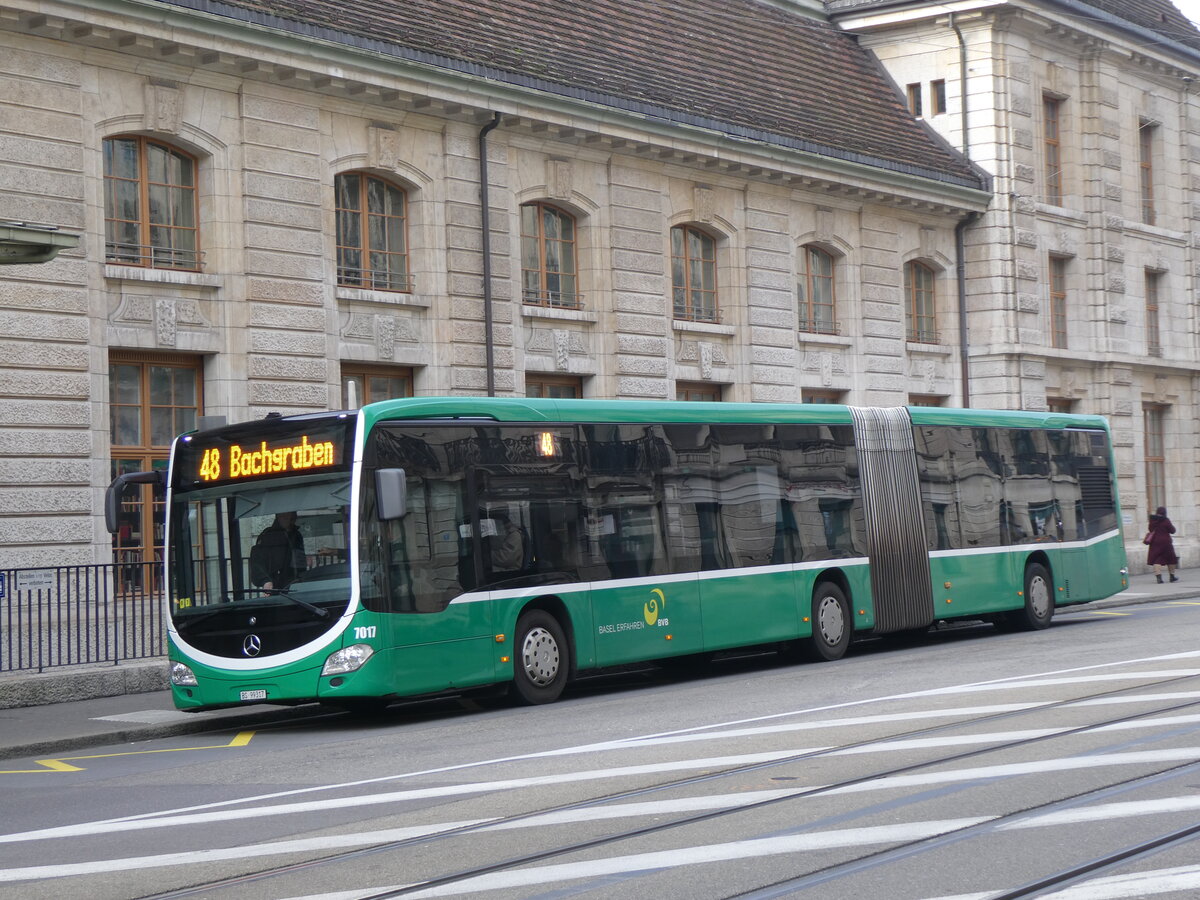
[803,582,852,662]
[512,609,570,705]
[1007,562,1054,631]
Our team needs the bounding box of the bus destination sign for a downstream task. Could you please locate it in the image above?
[197,435,338,482]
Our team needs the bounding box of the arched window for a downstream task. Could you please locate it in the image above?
[521,202,579,308]
[904,261,937,343]
[671,225,718,323]
[103,136,198,270]
[335,172,410,292]
[798,245,836,334]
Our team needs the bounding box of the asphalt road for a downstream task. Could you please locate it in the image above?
[3,595,1200,900]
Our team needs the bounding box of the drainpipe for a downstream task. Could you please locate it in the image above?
[478,111,502,397]
[955,213,979,408]
[950,12,974,408]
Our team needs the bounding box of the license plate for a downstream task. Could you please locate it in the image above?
[239,690,267,701]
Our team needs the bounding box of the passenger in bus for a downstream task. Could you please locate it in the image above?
[250,511,307,590]
[488,509,527,578]
[1145,506,1179,583]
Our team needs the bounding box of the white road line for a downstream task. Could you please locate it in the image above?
[0,817,988,888]
[32,652,1195,844]
[0,820,489,884]
[0,749,821,845]
[6,703,1200,846]
[927,864,1200,900]
[7,749,1200,881]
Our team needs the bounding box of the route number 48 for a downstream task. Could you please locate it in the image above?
[199,448,221,481]
[354,626,377,640]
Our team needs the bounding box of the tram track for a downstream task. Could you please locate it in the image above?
[133,669,1200,900]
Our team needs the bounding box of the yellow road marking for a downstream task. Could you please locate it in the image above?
[1087,610,1130,617]
[0,731,255,775]
[1167,601,1200,606]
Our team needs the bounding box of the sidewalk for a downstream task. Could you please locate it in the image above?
[0,570,1192,761]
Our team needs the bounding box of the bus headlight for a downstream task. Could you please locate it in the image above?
[170,662,198,686]
[322,644,374,676]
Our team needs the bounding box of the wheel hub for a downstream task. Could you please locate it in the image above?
[521,626,560,686]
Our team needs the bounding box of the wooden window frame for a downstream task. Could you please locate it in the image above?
[103,135,200,271]
[802,389,844,405]
[1049,256,1068,349]
[906,83,922,116]
[335,171,411,292]
[676,382,722,402]
[520,202,580,309]
[341,364,414,408]
[1145,270,1161,357]
[931,80,947,116]
[108,352,203,576]
[1143,403,1166,515]
[904,261,937,344]
[671,224,720,324]
[1139,120,1156,226]
[525,374,583,399]
[798,244,837,335]
[908,394,946,407]
[1043,96,1063,205]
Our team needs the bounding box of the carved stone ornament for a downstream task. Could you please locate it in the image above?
[694,186,715,224]
[145,82,182,134]
[370,126,403,172]
[547,159,573,201]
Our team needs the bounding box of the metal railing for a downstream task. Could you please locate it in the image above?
[105,242,203,271]
[0,562,165,674]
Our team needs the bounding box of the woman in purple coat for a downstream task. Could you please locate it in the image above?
[1146,506,1179,583]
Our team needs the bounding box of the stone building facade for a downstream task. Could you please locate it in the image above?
[1,0,991,568]
[830,0,1200,568]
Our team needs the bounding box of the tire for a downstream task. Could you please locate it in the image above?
[1007,562,1055,631]
[803,582,852,661]
[512,609,570,705]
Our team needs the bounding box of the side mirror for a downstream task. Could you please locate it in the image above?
[375,468,408,520]
[104,470,164,533]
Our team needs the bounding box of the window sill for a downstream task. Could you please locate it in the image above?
[1121,220,1189,244]
[797,331,852,348]
[906,341,953,356]
[336,286,431,308]
[521,305,598,323]
[672,319,736,337]
[105,265,223,289]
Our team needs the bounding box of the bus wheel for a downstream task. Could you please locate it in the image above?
[1008,562,1054,631]
[804,582,852,662]
[512,609,570,705]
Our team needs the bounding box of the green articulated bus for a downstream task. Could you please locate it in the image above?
[105,399,1129,711]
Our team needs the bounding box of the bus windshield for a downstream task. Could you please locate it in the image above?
[167,472,354,623]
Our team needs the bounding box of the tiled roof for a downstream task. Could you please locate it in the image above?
[1078,0,1200,51]
[161,0,985,189]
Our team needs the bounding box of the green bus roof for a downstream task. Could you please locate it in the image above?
[354,397,1110,432]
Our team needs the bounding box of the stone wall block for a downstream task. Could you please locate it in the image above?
[0,459,91,484]
[248,304,326,330]
[247,356,327,380]
[243,250,324,280]
[0,487,90,514]
[0,399,90,427]
[247,381,327,407]
[0,313,88,343]
[246,278,325,305]
[240,93,320,129]
[244,223,324,255]
[244,172,323,206]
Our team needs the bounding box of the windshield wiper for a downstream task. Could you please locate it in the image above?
[258,590,331,620]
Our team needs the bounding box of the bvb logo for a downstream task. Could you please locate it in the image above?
[644,588,665,626]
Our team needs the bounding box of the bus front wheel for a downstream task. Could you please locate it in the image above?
[512,609,570,705]
[1007,562,1054,631]
[804,582,852,662]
